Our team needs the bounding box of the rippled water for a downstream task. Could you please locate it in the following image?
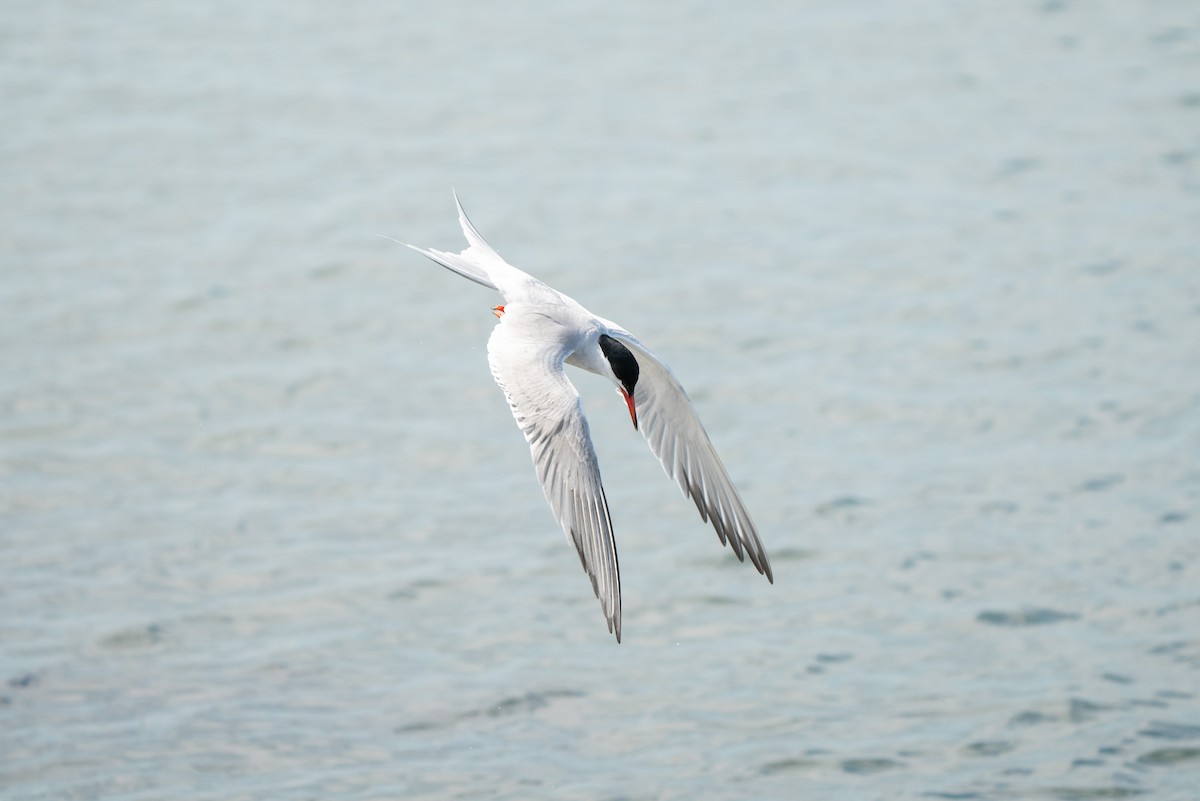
[3,1,1199,799]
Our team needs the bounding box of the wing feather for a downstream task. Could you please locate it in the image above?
[487,322,623,641]
[605,329,773,583]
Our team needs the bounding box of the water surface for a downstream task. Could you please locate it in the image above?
[3,1,1199,799]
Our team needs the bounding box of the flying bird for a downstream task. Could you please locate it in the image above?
[403,195,772,641]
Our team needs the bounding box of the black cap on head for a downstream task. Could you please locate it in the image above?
[598,334,639,396]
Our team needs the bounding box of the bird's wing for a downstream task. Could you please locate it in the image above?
[403,192,541,301]
[604,327,773,583]
[487,321,623,641]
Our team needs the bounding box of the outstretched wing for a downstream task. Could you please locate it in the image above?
[605,327,773,583]
[487,320,623,641]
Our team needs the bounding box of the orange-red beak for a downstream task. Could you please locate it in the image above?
[492,305,505,318]
[620,387,638,430]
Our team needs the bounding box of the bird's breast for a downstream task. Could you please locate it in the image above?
[494,301,609,376]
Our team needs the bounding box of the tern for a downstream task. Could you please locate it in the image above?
[403,195,772,641]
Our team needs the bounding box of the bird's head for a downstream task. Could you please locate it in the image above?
[598,334,639,430]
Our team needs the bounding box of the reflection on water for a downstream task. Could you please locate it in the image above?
[3,1,1199,799]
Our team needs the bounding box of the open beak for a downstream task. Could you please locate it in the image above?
[619,387,638,430]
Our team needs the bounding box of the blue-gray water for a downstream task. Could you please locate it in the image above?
[3,2,1199,799]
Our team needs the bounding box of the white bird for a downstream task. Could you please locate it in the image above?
[403,194,772,641]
